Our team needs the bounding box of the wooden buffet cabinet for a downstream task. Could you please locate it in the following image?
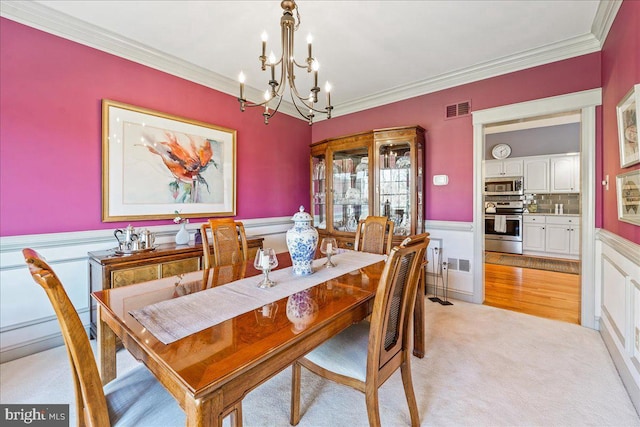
[310,126,426,248]
[88,238,263,337]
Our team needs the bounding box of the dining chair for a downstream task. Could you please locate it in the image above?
[290,233,430,427]
[201,218,249,268]
[354,215,395,255]
[21,248,186,426]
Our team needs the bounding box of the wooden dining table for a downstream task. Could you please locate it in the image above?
[92,251,425,427]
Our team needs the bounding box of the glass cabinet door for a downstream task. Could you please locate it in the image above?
[378,142,413,236]
[311,154,327,230]
[331,148,369,232]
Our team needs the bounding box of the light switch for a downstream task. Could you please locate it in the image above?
[433,175,449,186]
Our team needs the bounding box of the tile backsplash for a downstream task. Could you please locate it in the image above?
[526,193,580,214]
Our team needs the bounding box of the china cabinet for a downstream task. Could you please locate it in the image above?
[310,126,425,248]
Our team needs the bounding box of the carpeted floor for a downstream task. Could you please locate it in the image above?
[1,299,637,426]
[485,251,580,274]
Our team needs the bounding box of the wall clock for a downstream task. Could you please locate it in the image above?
[491,143,512,159]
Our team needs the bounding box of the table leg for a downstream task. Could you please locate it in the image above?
[185,390,225,427]
[412,266,425,358]
[97,305,116,384]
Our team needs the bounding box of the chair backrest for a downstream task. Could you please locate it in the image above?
[354,216,395,255]
[22,248,111,426]
[366,234,429,385]
[201,218,248,268]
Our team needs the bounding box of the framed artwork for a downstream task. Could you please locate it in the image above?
[102,100,236,222]
[616,84,639,168]
[616,169,640,226]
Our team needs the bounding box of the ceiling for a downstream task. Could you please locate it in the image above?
[1,1,619,120]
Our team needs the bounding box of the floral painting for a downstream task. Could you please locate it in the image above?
[102,100,236,222]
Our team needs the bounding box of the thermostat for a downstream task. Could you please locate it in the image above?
[433,175,449,186]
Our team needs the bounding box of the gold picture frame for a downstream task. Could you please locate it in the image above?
[102,100,236,222]
[616,169,640,226]
[616,84,639,168]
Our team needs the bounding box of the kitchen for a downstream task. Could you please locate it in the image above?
[482,113,582,323]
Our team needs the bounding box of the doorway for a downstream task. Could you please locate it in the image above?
[471,89,601,329]
[482,112,582,323]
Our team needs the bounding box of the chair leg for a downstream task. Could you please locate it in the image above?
[364,386,381,427]
[290,362,302,426]
[400,359,420,427]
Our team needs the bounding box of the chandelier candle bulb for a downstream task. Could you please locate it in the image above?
[261,31,267,56]
[307,34,313,59]
[238,72,245,99]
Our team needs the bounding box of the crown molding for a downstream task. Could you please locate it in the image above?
[591,0,623,47]
[1,0,617,122]
[0,0,302,119]
[335,33,601,118]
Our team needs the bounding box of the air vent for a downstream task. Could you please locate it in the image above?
[445,100,471,119]
[459,259,470,272]
[447,258,458,270]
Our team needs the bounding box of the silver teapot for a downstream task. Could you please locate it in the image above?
[139,229,156,249]
[114,225,139,251]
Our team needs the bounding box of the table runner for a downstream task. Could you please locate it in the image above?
[130,250,386,344]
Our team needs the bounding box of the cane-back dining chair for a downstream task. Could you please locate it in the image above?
[22,248,187,426]
[354,215,395,255]
[290,234,430,427]
[201,218,249,268]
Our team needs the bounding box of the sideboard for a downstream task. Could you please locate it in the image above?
[88,238,263,337]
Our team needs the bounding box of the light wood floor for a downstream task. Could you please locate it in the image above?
[484,262,581,324]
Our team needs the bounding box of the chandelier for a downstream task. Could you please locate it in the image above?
[237,0,333,125]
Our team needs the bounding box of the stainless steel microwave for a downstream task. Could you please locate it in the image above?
[484,176,524,195]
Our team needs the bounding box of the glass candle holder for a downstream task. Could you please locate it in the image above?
[254,248,278,288]
[320,237,337,268]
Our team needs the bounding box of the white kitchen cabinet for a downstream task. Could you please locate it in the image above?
[523,215,546,252]
[484,159,524,178]
[523,157,549,193]
[523,215,580,259]
[545,216,580,256]
[550,154,580,193]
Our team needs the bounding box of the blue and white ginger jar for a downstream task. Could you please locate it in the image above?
[286,206,319,276]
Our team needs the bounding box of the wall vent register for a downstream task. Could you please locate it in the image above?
[445,100,471,119]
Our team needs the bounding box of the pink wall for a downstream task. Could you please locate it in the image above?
[601,0,640,244]
[0,19,311,237]
[313,53,602,223]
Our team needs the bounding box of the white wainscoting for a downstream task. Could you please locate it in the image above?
[0,217,291,363]
[424,220,475,302]
[596,229,640,413]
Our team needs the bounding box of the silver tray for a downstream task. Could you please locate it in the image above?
[113,246,157,255]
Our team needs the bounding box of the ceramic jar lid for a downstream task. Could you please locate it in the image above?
[291,205,312,222]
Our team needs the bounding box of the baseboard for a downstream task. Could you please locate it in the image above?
[425,285,474,303]
[601,322,640,416]
[0,332,66,363]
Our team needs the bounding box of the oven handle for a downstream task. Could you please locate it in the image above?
[484,215,523,221]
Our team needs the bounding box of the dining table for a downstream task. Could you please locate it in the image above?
[92,249,425,427]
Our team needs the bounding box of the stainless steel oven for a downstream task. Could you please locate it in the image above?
[484,176,524,196]
[484,200,523,254]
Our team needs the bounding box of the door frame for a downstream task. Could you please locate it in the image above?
[471,88,602,329]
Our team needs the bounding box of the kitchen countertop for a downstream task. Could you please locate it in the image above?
[523,212,580,217]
